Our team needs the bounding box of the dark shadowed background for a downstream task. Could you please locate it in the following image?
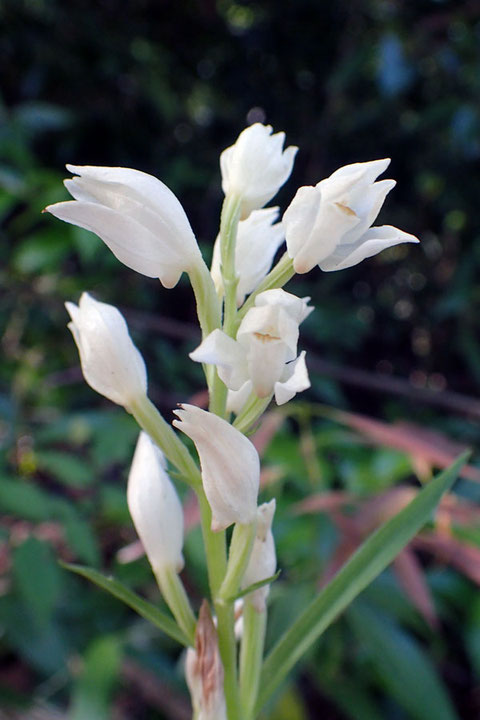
[1,1,480,718]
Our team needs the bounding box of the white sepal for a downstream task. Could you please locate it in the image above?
[220,124,297,216]
[274,350,310,406]
[65,292,147,408]
[283,158,419,274]
[242,500,277,612]
[210,207,285,306]
[172,405,259,531]
[127,432,184,573]
[46,165,202,288]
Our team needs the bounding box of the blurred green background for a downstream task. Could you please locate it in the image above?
[1,1,480,718]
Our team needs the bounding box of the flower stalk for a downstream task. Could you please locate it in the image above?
[220,193,242,337]
[239,599,267,719]
[49,121,425,720]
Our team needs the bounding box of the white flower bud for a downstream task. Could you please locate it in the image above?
[242,500,276,612]
[189,289,312,408]
[220,124,298,216]
[45,165,203,288]
[283,158,419,274]
[65,292,147,408]
[172,405,259,531]
[127,432,184,573]
[185,602,227,720]
[210,207,285,307]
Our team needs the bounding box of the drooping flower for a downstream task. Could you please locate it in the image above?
[210,207,285,307]
[45,165,203,288]
[127,432,184,573]
[190,289,312,408]
[220,124,298,217]
[65,292,147,408]
[242,500,277,612]
[283,158,419,274]
[172,404,259,531]
[185,601,227,720]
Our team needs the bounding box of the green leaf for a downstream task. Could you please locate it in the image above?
[69,635,123,720]
[0,477,53,521]
[348,604,458,720]
[35,450,93,487]
[256,452,468,712]
[13,538,62,628]
[226,570,281,602]
[60,562,189,646]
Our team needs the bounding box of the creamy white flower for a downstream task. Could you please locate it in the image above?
[242,500,276,612]
[65,292,147,408]
[45,165,202,288]
[185,602,226,720]
[190,289,312,407]
[220,124,298,216]
[211,207,284,307]
[172,404,259,531]
[127,432,184,573]
[283,158,419,274]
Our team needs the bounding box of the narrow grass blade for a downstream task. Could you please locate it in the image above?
[256,452,468,712]
[61,562,188,646]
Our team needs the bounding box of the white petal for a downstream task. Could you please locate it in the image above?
[66,165,194,232]
[328,158,391,185]
[47,201,185,288]
[127,432,184,573]
[339,178,396,245]
[189,329,247,390]
[173,405,259,531]
[274,351,310,405]
[319,225,420,272]
[284,185,360,273]
[254,288,313,324]
[226,380,253,415]
[242,500,276,612]
[235,208,284,305]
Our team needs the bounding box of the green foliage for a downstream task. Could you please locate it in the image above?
[1,0,480,716]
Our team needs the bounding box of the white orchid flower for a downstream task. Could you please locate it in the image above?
[45,165,203,288]
[65,292,147,408]
[172,404,259,531]
[190,289,312,408]
[283,158,419,273]
[127,432,184,573]
[220,123,298,216]
[242,500,277,612]
[210,207,284,307]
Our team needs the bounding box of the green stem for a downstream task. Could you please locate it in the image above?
[129,396,201,489]
[197,490,241,720]
[233,393,273,435]
[239,600,267,719]
[155,566,196,646]
[219,522,257,602]
[220,194,242,337]
[188,258,222,338]
[208,369,228,418]
[235,252,295,330]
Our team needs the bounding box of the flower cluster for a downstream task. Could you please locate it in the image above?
[47,122,418,719]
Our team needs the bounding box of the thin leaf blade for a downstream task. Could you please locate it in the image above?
[256,452,468,712]
[60,562,189,646]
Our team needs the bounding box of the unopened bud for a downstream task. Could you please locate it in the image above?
[242,500,277,612]
[127,432,184,573]
[173,404,259,531]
